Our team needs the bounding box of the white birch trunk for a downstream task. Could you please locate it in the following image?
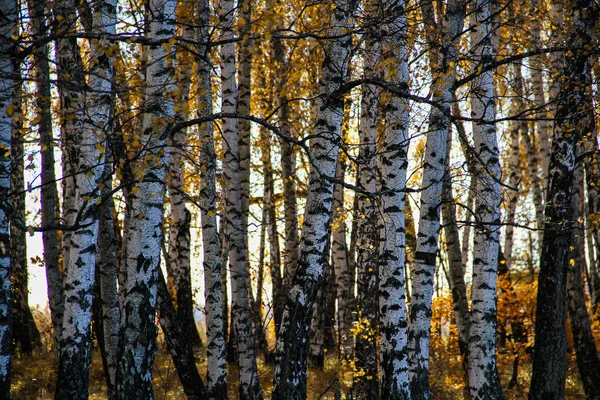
[197,0,227,396]
[218,0,262,398]
[467,1,504,398]
[167,5,202,348]
[528,0,551,197]
[353,20,379,396]
[116,0,176,397]
[503,61,525,270]
[272,2,354,398]
[55,0,116,395]
[408,0,465,397]
[27,0,65,349]
[332,159,352,361]
[0,0,16,390]
[90,1,119,395]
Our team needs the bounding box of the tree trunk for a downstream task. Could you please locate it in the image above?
[529,3,598,398]
[267,0,299,291]
[55,0,117,395]
[157,268,206,400]
[332,160,352,361]
[441,129,470,374]
[167,4,202,349]
[566,157,600,400]
[353,23,379,396]
[261,125,283,338]
[503,62,525,269]
[376,2,413,399]
[467,1,504,398]
[528,0,551,198]
[408,0,465,397]
[196,0,227,394]
[309,238,331,368]
[218,0,262,398]
[116,0,176,396]
[10,71,42,356]
[271,2,354,398]
[0,0,16,393]
[28,0,64,349]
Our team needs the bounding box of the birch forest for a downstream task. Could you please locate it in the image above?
[1,0,600,398]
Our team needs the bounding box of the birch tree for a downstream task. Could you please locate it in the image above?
[376,1,413,398]
[218,0,262,397]
[166,0,202,350]
[272,1,354,398]
[116,0,176,396]
[29,0,64,348]
[409,0,466,396]
[55,0,116,394]
[467,0,504,397]
[353,10,379,395]
[10,79,42,355]
[0,0,17,393]
[530,2,599,397]
[197,0,227,396]
[89,0,119,396]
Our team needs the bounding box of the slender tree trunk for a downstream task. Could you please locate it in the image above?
[377,2,413,399]
[89,2,119,397]
[95,163,119,400]
[529,3,598,398]
[267,0,299,290]
[196,1,227,394]
[332,160,352,361]
[116,0,176,396]
[157,268,206,399]
[218,0,262,398]
[167,4,202,349]
[272,3,354,398]
[409,1,466,397]
[441,129,470,374]
[309,238,331,368]
[566,158,600,400]
[0,0,16,393]
[503,62,525,269]
[528,0,551,198]
[467,1,504,398]
[28,0,65,349]
[10,73,42,355]
[261,125,283,338]
[55,0,117,394]
[353,25,379,396]
[236,0,267,355]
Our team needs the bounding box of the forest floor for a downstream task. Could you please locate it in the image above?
[10,342,588,399]
[10,291,593,399]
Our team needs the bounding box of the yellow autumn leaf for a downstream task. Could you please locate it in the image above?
[5,104,15,117]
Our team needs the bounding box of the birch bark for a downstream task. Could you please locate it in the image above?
[377,1,412,398]
[167,3,202,349]
[29,0,64,348]
[467,1,504,398]
[530,4,598,396]
[332,159,352,361]
[408,0,465,397]
[218,0,262,397]
[566,157,600,400]
[272,2,354,398]
[116,0,176,396]
[10,82,42,355]
[196,1,227,397]
[55,0,117,394]
[0,0,16,392]
[353,22,379,396]
[267,0,299,289]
